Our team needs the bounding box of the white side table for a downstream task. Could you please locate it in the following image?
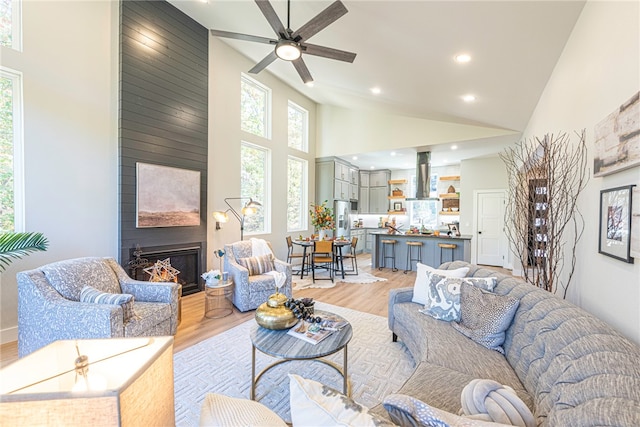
[204,280,234,318]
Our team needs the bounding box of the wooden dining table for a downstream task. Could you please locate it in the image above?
[292,239,351,280]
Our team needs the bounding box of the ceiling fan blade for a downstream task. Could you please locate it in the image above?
[292,0,348,42]
[248,51,278,74]
[255,0,288,39]
[302,43,356,63]
[210,29,275,45]
[292,57,313,84]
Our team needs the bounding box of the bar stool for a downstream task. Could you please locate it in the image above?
[404,241,423,274]
[379,239,398,272]
[438,243,457,263]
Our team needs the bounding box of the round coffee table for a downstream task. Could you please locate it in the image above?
[249,310,352,400]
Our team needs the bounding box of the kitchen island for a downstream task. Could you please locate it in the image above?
[371,232,471,271]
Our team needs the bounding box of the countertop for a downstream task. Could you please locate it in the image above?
[369,231,472,240]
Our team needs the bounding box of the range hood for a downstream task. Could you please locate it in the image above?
[406,151,439,201]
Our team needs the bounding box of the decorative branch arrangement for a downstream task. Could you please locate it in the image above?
[500,131,588,297]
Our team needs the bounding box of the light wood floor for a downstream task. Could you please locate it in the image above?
[0,256,514,367]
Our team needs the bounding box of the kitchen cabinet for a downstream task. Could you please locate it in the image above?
[364,229,376,253]
[358,170,389,214]
[351,229,366,254]
[316,158,359,203]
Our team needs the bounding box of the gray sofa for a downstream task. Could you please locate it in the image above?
[383,261,640,426]
[17,257,179,357]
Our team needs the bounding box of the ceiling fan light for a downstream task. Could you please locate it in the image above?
[275,40,301,61]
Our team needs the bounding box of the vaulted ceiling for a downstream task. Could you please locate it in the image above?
[169,0,585,168]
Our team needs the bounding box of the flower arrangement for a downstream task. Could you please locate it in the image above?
[310,200,335,230]
[202,269,222,285]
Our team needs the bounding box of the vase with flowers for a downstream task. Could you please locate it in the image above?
[310,200,334,240]
[202,269,222,287]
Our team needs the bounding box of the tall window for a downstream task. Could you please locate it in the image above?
[407,173,438,229]
[0,67,23,233]
[241,142,270,235]
[287,101,308,152]
[240,74,271,138]
[1,0,22,50]
[287,156,307,231]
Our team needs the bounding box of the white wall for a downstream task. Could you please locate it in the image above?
[522,1,640,344]
[207,38,317,265]
[0,1,119,342]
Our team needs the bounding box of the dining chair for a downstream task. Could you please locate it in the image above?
[286,236,309,274]
[311,240,334,283]
[342,236,359,275]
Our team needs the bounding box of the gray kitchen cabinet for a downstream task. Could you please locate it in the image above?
[351,229,366,254]
[359,187,369,213]
[369,186,389,214]
[370,170,390,187]
[359,171,370,188]
[316,158,359,204]
[349,167,359,185]
[364,229,376,253]
[357,170,389,214]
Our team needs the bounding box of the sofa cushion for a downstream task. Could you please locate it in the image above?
[288,374,396,426]
[237,255,275,276]
[124,302,171,336]
[41,257,121,301]
[79,285,137,323]
[422,275,499,322]
[412,263,469,305]
[460,379,535,427]
[452,283,519,354]
[199,393,287,427]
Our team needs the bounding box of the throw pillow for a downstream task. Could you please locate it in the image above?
[452,283,519,354]
[460,379,535,427]
[288,374,396,427]
[79,285,138,323]
[237,254,275,276]
[412,263,469,305]
[421,273,463,322]
[199,393,287,427]
[383,394,512,427]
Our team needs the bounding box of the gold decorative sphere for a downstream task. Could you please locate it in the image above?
[255,293,297,330]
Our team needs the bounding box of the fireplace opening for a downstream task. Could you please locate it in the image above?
[128,243,203,295]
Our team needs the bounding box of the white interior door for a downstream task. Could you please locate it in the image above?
[476,191,507,266]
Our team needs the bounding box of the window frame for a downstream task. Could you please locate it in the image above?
[240,73,272,139]
[240,141,271,235]
[1,0,22,51]
[0,66,24,232]
[286,155,308,232]
[287,100,309,153]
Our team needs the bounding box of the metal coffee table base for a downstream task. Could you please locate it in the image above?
[251,344,349,400]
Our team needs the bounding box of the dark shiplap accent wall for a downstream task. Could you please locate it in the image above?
[119,0,208,276]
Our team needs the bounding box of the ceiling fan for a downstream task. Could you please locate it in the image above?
[210,0,357,84]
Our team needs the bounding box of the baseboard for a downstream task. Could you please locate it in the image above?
[1,326,17,345]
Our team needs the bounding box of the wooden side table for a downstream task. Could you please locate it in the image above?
[204,280,234,318]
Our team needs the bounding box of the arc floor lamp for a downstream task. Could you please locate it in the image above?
[213,197,262,241]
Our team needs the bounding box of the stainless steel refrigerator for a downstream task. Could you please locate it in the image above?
[334,200,351,240]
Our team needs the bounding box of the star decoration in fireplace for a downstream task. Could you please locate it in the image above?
[143,258,180,283]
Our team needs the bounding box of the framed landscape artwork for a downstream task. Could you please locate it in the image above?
[632,186,640,259]
[593,91,640,177]
[599,185,635,263]
[136,163,200,228]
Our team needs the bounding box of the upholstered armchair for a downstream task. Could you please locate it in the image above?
[224,240,292,312]
[17,257,180,357]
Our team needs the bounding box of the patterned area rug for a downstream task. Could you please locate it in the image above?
[173,302,414,426]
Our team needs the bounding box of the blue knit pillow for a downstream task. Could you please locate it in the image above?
[80,285,137,323]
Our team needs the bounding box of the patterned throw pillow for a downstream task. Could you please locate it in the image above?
[288,374,396,427]
[237,254,275,276]
[412,263,470,305]
[80,285,138,323]
[452,283,520,354]
[421,273,464,322]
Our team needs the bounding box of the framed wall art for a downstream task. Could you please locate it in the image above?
[599,185,635,263]
[593,91,640,177]
[631,186,640,259]
[136,162,201,228]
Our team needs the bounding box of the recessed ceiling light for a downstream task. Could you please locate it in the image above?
[390,152,396,156]
[370,87,381,95]
[370,166,375,169]
[305,82,314,88]
[462,94,476,102]
[455,53,471,63]
[352,156,358,160]
[451,145,458,150]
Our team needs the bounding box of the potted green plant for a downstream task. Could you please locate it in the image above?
[0,232,49,272]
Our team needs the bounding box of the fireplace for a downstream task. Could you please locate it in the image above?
[128,243,203,295]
